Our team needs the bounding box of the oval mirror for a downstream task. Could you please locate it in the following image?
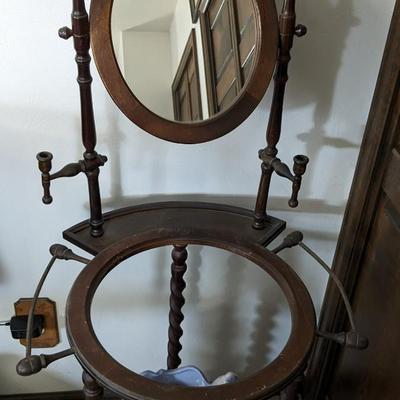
[90,0,278,143]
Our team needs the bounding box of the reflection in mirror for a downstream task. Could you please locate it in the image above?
[91,246,290,377]
[111,0,257,122]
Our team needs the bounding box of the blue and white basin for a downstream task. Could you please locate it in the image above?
[141,366,238,387]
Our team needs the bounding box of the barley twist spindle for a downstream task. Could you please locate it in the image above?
[167,245,188,369]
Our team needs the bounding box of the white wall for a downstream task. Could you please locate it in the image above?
[112,0,178,32]
[112,0,176,67]
[123,31,174,119]
[0,0,395,394]
[170,0,194,74]
[113,0,209,120]
[112,0,177,120]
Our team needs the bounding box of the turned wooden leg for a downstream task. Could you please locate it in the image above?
[82,370,103,400]
[167,244,188,369]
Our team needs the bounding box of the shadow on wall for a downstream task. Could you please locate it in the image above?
[0,254,8,284]
[287,0,360,197]
[89,243,291,378]
[193,253,251,377]
[99,192,347,215]
[227,252,289,378]
[96,0,361,213]
[81,0,360,381]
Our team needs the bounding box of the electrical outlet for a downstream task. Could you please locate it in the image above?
[14,298,59,348]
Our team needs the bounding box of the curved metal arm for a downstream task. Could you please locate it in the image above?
[272,231,368,350]
[25,255,57,358]
[21,244,91,369]
[298,241,356,332]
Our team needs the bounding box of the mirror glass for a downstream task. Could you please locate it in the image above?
[91,245,291,378]
[111,0,257,122]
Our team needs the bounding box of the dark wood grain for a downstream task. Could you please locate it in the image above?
[329,189,400,399]
[167,245,188,369]
[41,2,315,399]
[306,1,400,398]
[89,0,279,143]
[14,298,59,348]
[66,229,315,400]
[253,0,306,229]
[71,0,106,237]
[63,202,286,255]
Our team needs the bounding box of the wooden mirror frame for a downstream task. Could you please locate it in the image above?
[90,0,279,144]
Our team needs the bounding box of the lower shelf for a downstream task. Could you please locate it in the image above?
[63,202,286,255]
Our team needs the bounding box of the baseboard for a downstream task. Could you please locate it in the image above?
[0,391,118,400]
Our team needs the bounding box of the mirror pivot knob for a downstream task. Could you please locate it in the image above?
[58,26,73,40]
[295,24,307,37]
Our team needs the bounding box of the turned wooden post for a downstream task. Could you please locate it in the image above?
[82,371,103,400]
[70,0,105,237]
[167,245,188,369]
[253,0,304,229]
